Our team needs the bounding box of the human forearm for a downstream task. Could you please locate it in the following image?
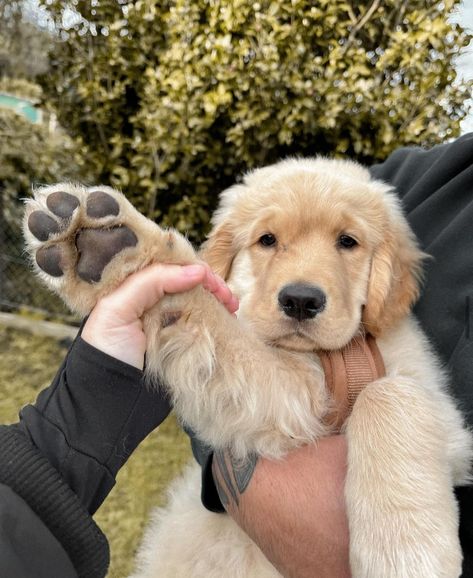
[213,436,350,578]
[17,334,169,514]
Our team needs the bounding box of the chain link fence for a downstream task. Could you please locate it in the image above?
[1,196,76,323]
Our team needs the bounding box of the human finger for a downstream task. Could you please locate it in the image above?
[98,263,208,322]
[200,265,239,314]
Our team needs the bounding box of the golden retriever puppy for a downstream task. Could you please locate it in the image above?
[24,158,472,578]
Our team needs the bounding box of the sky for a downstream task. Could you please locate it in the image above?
[25,0,473,134]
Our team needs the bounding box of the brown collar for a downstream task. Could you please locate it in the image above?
[318,334,385,431]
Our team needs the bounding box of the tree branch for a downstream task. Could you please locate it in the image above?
[342,0,381,54]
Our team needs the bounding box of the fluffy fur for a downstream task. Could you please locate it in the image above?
[24,158,472,578]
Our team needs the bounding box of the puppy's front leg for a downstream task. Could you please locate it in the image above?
[345,377,462,578]
[146,298,330,459]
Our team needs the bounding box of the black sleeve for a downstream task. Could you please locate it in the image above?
[0,331,172,577]
[18,335,172,514]
[0,426,107,578]
[0,482,78,578]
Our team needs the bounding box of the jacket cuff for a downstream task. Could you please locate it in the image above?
[0,425,109,578]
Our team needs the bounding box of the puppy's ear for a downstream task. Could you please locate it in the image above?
[362,214,426,336]
[200,182,248,279]
[200,222,237,280]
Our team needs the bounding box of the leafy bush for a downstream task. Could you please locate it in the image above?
[40,0,471,239]
[0,78,43,101]
[0,108,89,316]
[0,107,89,221]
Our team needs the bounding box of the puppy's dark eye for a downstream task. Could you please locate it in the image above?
[259,233,277,247]
[337,234,358,249]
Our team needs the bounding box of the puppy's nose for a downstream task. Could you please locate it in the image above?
[278,284,326,321]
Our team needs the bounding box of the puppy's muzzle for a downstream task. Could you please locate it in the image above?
[278,283,326,321]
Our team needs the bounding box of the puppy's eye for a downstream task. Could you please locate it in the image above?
[337,234,358,249]
[259,233,277,247]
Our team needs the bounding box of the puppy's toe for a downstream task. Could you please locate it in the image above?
[86,191,120,218]
[28,211,60,241]
[46,191,80,219]
[35,245,65,277]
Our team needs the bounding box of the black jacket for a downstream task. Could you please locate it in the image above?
[0,134,472,577]
[0,336,171,577]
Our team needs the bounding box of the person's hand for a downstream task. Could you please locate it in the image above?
[213,436,350,578]
[82,262,239,369]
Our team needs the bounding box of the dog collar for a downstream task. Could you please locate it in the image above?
[318,334,385,431]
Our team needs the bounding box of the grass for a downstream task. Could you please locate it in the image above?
[0,324,191,577]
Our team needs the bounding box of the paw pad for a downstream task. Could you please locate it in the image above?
[86,191,120,218]
[76,226,138,283]
[28,186,141,286]
[28,211,60,241]
[36,245,64,277]
[46,191,80,219]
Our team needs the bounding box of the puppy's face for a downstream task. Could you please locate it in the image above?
[202,159,423,352]
[229,198,372,351]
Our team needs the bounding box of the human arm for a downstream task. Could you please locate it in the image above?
[212,438,350,578]
[0,262,237,578]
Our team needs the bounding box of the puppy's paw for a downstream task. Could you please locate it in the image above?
[24,184,195,314]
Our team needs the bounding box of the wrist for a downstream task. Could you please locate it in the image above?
[81,307,146,369]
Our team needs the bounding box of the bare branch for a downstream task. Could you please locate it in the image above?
[342,0,381,54]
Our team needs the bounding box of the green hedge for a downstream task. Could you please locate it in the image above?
[40,0,471,239]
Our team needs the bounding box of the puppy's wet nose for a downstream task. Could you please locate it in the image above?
[278,284,326,321]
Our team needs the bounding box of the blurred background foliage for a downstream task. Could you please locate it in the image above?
[0,0,88,258]
[0,0,471,308]
[23,0,473,240]
[0,0,471,261]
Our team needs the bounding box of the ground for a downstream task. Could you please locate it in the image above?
[0,324,191,578]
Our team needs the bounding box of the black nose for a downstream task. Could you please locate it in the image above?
[278,284,326,321]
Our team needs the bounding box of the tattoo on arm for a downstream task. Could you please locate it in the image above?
[213,450,258,510]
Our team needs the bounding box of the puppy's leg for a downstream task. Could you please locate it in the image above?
[345,377,462,578]
[24,184,196,315]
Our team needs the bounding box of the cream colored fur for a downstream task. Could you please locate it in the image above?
[24,158,472,578]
